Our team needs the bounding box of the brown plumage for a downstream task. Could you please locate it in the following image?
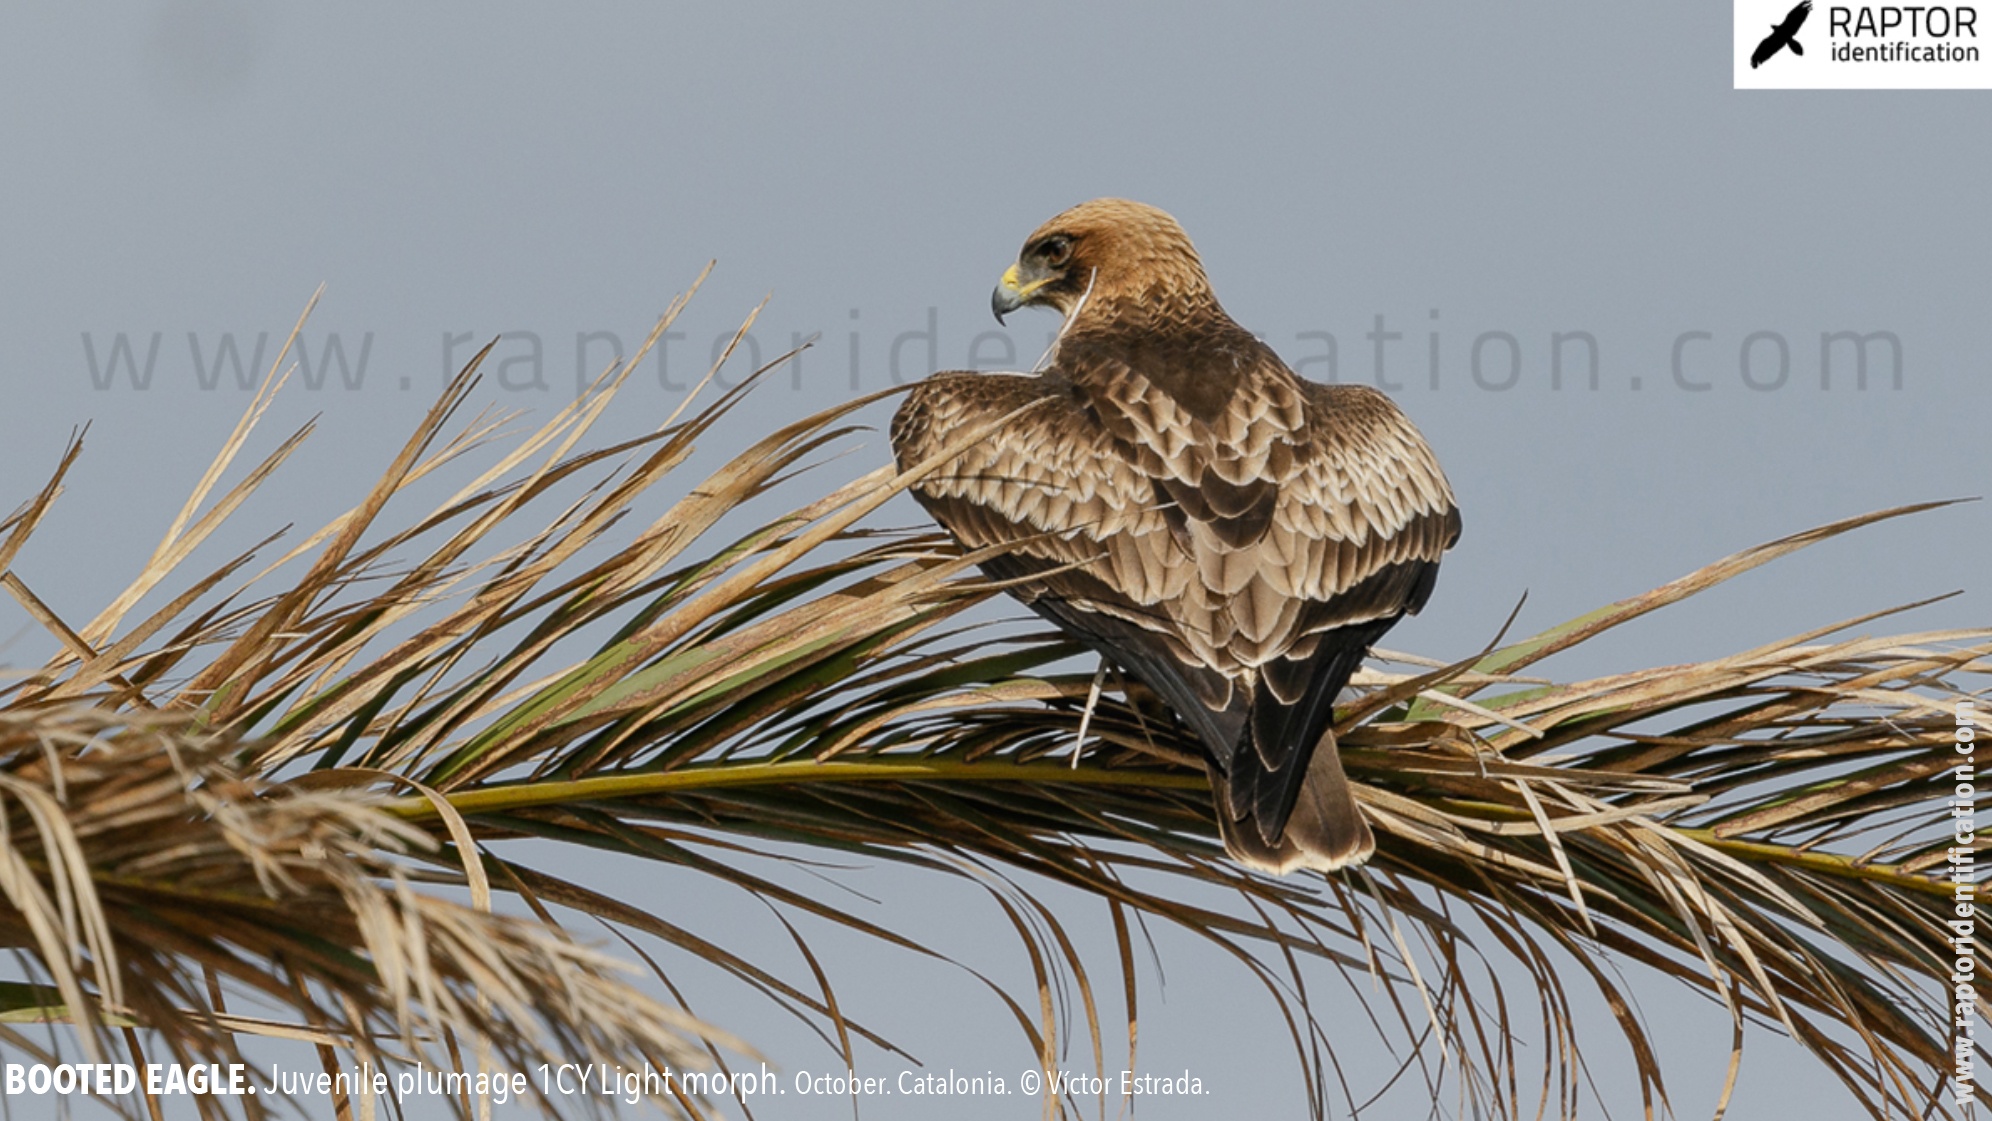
[890,199,1461,874]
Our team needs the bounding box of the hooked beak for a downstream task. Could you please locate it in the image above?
[991,263,1053,323]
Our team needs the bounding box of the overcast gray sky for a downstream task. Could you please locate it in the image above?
[2,2,1985,1118]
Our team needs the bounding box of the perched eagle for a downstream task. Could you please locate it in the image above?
[1751,0,1811,68]
[890,199,1460,874]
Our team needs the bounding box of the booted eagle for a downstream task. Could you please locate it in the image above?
[890,199,1460,874]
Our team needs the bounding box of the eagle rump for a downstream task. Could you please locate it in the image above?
[890,199,1460,874]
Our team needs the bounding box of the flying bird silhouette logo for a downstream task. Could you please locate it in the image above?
[1752,0,1812,67]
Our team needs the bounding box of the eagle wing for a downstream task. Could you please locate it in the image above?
[892,365,1460,858]
[891,371,1240,752]
[1222,379,1458,854]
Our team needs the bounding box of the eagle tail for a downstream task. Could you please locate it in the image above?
[1789,39,1804,55]
[1210,730,1374,875]
[1283,732,1376,868]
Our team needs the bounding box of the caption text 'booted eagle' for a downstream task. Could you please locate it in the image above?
[890,199,1461,874]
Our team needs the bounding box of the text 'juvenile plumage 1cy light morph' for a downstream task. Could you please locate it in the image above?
[891,199,1460,874]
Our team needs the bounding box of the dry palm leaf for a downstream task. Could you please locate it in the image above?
[0,287,1982,1119]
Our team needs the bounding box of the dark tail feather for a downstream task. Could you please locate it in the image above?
[1209,729,1374,875]
[1283,731,1375,869]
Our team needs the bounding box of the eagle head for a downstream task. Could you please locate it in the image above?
[991,198,1213,324]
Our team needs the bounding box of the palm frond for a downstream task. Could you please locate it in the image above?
[0,705,730,1117]
[0,288,1982,1119]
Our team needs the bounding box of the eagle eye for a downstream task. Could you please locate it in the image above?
[1038,235,1073,267]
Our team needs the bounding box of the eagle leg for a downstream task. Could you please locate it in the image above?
[1070,659,1108,769]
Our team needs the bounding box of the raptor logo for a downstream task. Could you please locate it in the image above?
[1751,0,1813,66]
